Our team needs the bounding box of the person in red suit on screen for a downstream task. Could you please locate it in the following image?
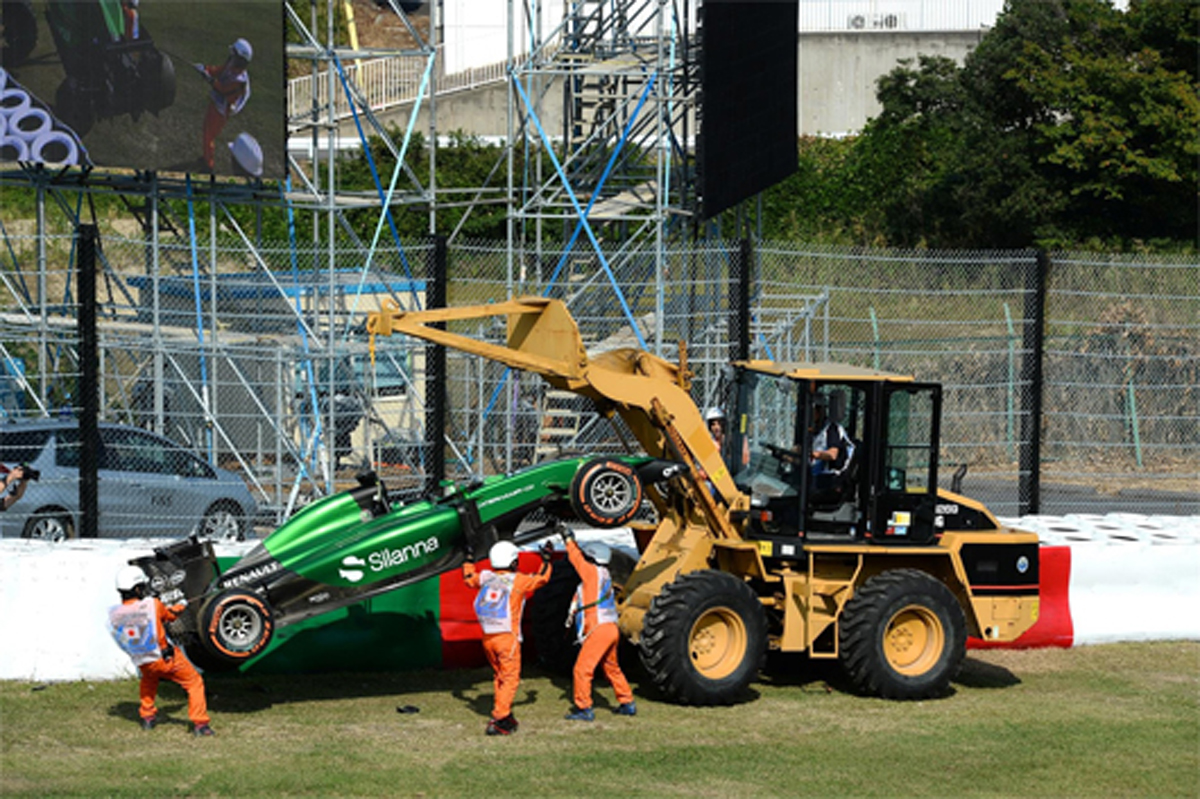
[194,38,252,172]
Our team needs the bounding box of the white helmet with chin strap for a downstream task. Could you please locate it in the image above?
[230,38,253,63]
[115,565,148,593]
[489,540,519,570]
[582,542,612,566]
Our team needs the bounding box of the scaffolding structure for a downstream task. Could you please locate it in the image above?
[0,0,724,519]
[0,0,444,521]
[504,0,699,356]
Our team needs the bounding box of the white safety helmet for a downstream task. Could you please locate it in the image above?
[115,565,148,592]
[228,132,263,177]
[230,38,253,63]
[489,540,519,570]
[582,542,612,566]
[704,407,726,423]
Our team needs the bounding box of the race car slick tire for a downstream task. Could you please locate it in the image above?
[839,569,967,700]
[569,459,642,529]
[198,589,274,665]
[638,569,767,705]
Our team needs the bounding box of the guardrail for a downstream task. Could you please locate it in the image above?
[287,53,509,125]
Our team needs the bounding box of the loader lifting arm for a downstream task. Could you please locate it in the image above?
[366,297,744,522]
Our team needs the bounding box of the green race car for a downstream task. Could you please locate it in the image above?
[133,456,674,670]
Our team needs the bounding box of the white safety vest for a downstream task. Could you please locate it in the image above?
[108,598,162,666]
[474,570,519,635]
[569,566,618,643]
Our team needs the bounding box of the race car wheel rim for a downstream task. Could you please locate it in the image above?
[589,472,633,515]
[218,604,264,650]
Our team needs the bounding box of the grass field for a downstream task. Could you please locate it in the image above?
[1,642,1197,798]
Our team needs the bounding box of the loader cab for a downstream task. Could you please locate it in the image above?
[729,364,941,545]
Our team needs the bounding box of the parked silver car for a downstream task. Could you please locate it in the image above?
[0,420,257,542]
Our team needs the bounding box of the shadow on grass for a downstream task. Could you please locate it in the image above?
[107,694,192,731]
[761,652,851,695]
[762,651,1022,697]
[955,656,1022,689]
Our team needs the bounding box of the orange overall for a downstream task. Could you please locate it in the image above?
[126,597,210,726]
[566,540,633,711]
[463,557,550,720]
[201,62,249,171]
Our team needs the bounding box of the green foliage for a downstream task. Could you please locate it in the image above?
[337,128,512,241]
[749,0,1197,252]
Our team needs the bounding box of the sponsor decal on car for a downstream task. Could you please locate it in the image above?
[339,556,366,583]
[367,536,440,572]
[220,561,281,589]
[477,485,534,508]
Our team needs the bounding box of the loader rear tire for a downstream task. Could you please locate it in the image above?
[839,569,966,700]
[638,570,767,705]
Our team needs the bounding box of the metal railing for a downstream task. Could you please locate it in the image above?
[287,51,510,125]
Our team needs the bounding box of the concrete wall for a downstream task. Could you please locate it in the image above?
[360,31,985,141]
[797,30,985,136]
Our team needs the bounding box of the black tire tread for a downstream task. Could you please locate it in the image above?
[839,568,966,700]
[638,569,767,706]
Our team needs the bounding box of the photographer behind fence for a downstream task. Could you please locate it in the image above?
[0,464,36,511]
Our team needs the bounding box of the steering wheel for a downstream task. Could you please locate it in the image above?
[764,443,800,464]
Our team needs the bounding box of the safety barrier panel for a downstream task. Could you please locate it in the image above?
[2,516,1196,681]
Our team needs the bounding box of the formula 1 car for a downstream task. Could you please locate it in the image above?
[46,0,176,135]
[132,456,670,670]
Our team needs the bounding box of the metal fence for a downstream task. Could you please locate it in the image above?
[0,231,1195,540]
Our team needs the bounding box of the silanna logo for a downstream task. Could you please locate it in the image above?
[339,556,366,583]
[368,536,440,571]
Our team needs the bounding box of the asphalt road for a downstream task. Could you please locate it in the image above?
[961,477,1197,518]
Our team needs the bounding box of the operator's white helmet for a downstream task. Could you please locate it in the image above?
[230,38,253,63]
[489,541,519,570]
[115,565,148,592]
[704,407,726,423]
[583,542,612,566]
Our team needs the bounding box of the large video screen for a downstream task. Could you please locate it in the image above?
[1,0,284,178]
[699,0,798,219]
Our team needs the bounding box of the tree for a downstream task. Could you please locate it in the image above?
[838,0,1198,250]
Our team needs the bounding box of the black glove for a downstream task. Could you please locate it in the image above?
[464,545,475,561]
[539,541,554,561]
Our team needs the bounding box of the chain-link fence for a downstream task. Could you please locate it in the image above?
[1,230,1195,539]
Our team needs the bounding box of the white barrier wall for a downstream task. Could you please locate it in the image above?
[2,515,1197,682]
[999,514,1200,646]
[0,539,255,682]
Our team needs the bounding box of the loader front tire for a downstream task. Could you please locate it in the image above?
[840,569,966,700]
[638,569,767,705]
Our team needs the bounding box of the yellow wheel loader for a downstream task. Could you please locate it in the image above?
[367,297,1040,702]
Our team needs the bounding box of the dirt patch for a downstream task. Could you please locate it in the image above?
[350,0,431,51]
